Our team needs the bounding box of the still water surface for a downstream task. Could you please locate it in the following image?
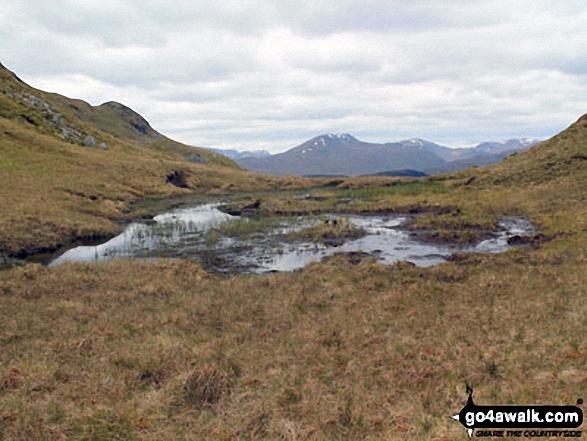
[50,204,534,274]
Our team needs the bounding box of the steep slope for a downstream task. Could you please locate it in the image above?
[238,134,447,176]
[0,63,297,257]
[0,63,234,167]
[473,114,587,186]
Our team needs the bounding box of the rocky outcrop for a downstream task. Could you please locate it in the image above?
[7,91,109,150]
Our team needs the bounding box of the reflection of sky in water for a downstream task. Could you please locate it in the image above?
[50,204,236,266]
[50,204,535,273]
[473,218,534,253]
[250,217,535,272]
[242,216,450,271]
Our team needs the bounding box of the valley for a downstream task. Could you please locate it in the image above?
[0,62,586,440]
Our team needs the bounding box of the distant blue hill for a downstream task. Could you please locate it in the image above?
[207,147,271,161]
[235,134,539,176]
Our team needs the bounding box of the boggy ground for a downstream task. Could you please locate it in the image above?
[1,170,586,440]
[1,114,587,439]
[0,235,585,440]
[216,175,566,246]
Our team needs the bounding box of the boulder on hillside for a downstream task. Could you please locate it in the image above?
[84,135,97,147]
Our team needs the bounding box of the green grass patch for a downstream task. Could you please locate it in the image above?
[338,180,448,199]
[287,219,367,245]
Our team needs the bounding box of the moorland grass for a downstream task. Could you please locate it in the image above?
[1,156,586,439]
[1,64,586,439]
[286,220,367,245]
[0,226,585,439]
[0,118,313,257]
[0,65,316,257]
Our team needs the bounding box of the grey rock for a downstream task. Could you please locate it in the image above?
[84,135,97,147]
[61,127,79,142]
[99,142,108,150]
[23,93,51,111]
[47,112,63,125]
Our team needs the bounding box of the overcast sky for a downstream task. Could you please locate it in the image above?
[2,1,586,152]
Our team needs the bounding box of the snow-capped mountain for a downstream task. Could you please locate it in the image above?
[237,134,446,176]
[236,134,540,177]
[470,138,540,155]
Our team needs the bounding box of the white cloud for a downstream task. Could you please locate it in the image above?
[1,0,586,152]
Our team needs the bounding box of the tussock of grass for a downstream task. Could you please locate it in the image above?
[408,209,500,244]
[287,220,366,245]
[210,216,283,239]
[181,367,235,409]
[0,234,586,439]
[2,64,587,439]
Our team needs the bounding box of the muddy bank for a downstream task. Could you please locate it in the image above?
[1,231,119,270]
[1,192,226,268]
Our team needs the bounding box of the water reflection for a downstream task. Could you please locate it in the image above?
[50,204,535,274]
[50,204,235,266]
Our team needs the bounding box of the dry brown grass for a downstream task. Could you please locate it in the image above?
[0,65,317,257]
[0,223,585,440]
[1,67,587,439]
[287,220,366,245]
[0,118,313,257]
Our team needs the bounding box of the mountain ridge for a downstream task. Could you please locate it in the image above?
[0,62,296,257]
[236,133,539,176]
[237,134,447,176]
[0,62,234,166]
[208,147,271,161]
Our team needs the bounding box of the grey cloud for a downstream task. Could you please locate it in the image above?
[272,0,517,36]
[1,0,586,154]
[8,0,166,48]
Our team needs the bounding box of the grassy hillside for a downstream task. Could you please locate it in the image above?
[0,63,310,257]
[475,113,587,186]
[0,63,234,166]
[0,62,586,440]
[1,180,585,440]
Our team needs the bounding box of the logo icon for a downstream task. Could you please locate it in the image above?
[451,386,583,439]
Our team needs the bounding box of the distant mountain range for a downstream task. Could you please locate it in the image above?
[232,134,539,177]
[208,148,271,161]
